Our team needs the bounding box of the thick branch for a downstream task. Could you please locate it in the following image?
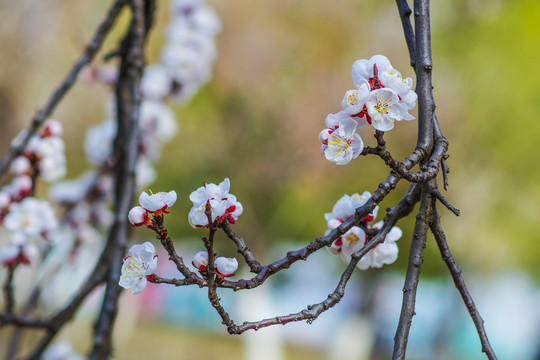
[414,0,435,154]
[392,181,434,359]
[0,0,126,178]
[88,0,147,358]
[430,214,498,360]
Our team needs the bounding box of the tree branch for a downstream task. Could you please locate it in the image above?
[395,0,416,68]
[430,214,498,360]
[226,183,421,334]
[3,266,15,314]
[392,181,434,359]
[220,222,263,274]
[88,0,147,358]
[0,0,126,179]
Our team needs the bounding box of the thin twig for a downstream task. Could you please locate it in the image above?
[226,183,421,334]
[430,214,498,360]
[218,170,405,291]
[432,189,459,216]
[203,208,236,330]
[395,0,416,68]
[363,131,448,183]
[3,266,15,314]
[0,0,126,179]
[220,222,263,273]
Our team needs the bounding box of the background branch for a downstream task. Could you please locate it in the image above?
[89,0,147,357]
[0,0,126,179]
[431,214,498,360]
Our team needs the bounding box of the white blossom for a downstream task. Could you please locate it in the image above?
[6,175,32,200]
[345,55,417,131]
[356,221,402,270]
[188,178,243,227]
[0,191,10,209]
[190,6,221,36]
[10,156,31,175]
[322,117,364,165]
[324,191,379,227]
[42,120,63,137]
[139,100,179,145]
[138,190,177,213]
[214,257,238,277]
[84,120,115,165]
[365,88,414,132]
[189,178,230,205]
[4,197,57,243]
[119,242,158,295]
[141,64,172,100]
[338,226,367,262]
[341,81,370,115]
[49,172,96,204]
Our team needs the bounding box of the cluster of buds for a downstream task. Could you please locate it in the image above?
[188,178,243,227]
[192,251,239,279]
[320,55,417,165]
[325,192,402,269]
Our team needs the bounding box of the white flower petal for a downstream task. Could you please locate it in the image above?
[132,276,148,295]
[215,257,238,275]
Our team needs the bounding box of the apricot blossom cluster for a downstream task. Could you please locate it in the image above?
[121,180,241,295]
[326,191,402,269]
[320,55,417,165]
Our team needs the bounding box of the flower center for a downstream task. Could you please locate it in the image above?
[374,97,389,114]
[123,257,143,275]
[344,231,359,245]
[328,137,350,155]
[347,91,358,105]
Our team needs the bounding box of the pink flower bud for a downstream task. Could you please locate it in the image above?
[128,206,149,227]
[214,257,238,277]
[192,251,209,271]
[318,129,332,144]
[42,120,63,137]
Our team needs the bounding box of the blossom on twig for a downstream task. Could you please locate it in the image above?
[119,242,158,295]
[214,257,238,278]
[188,178,243,227]
[325,192,401,269]
[192,250,209,271]
[138,190,177,213]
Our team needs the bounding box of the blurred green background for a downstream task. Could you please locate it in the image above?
[0,0,539,358]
